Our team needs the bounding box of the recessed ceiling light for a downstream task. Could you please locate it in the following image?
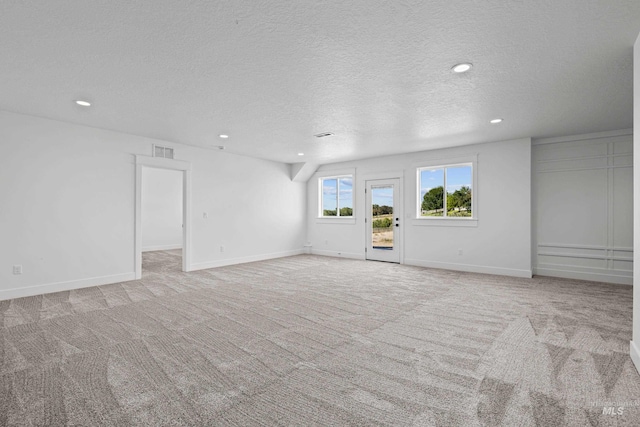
[298,152,304,156]
[490,118,503,124]
[452,63,472,73]
[314,132,334,138]
[219,134,229,139]
[75,100,91,107]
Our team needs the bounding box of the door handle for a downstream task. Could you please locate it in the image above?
[395,224,399,227]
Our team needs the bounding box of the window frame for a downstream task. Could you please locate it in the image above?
[318,174,354,219]
[415,158,477,227]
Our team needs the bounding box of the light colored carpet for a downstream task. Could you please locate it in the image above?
[1,252,639,426]
[162,248,182,257]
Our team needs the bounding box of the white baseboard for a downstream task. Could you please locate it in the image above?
[142,244,182,252]
[0,272,136,301]
[310,249,366,260]
[404,258,532,278]
[631,341,640,375]
[189,249,305,271]
[534,267,632,285]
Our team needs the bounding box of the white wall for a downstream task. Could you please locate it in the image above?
[306,138,532,277]
[141,167,183,252]
[0,110,306,300]
[631,32,640,373]
[532,131,633,285]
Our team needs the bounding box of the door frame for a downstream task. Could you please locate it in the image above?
[135,155,192,279]
[361,171,404,264]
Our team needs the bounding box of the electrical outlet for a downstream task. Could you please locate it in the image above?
[324,240,328,245]
[220,246,225,253]
[13,265,22,275]
[203,212,208,219]
[458,249,463,256]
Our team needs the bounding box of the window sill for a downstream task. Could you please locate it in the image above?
[412,218,478,227]
[316,217,357,225]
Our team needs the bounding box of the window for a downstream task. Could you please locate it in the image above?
[319,175,353,217]
[417,163,473,218]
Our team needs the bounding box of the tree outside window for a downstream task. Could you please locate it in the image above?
[418,165,472,218]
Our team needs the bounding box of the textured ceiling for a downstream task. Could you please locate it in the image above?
[1,1,639,164]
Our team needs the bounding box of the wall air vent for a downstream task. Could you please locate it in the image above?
[314,132,334,138]
[153,145,174,159]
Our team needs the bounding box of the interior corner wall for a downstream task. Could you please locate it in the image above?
[141,167,183,252]
[306,138,532,277]
[631,32,640,373]
[0,110,306,300]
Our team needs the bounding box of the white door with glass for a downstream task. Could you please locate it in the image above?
[366,178,401,263]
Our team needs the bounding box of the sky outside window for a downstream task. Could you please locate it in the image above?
[372,186,393,207]
[322,178,337,213]
[420,168,444,199]
[420,167,471,198]
[339,177,353,210]
[446,166,472,194]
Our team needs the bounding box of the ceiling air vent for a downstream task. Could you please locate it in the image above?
[153,145,174,159]
[314,132,334,138]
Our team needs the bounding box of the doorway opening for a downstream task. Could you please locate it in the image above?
[135,155,192,279]
[365,178,402,263]
[141,167,183,276]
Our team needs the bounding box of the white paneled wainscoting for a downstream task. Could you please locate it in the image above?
[533,129,633,285]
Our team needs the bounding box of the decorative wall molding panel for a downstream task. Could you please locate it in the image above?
[532,132,633,284]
